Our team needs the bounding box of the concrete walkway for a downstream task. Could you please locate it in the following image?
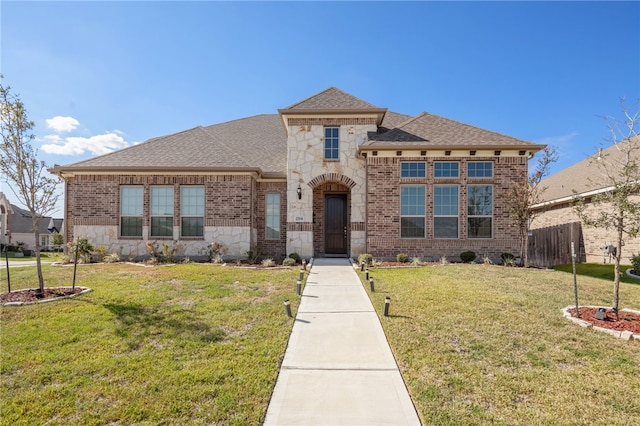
[264,258,421,425]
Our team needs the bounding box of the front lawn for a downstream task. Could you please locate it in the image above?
[1,263,300,425]
[362,264,640,425]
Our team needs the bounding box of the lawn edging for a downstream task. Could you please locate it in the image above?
[562,305,640,341]
[1,287,92,306]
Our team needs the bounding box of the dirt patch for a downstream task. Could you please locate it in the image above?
[567,306,640,334]
[1,287,87,305]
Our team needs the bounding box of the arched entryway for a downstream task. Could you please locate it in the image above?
[308,174,356,257]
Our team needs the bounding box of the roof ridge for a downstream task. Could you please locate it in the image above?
[283,87,339,109]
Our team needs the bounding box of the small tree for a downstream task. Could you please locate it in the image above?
[573,98,640,319]
[504,146,558,266]
[0,78,60,296]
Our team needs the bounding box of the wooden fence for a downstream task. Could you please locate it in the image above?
[527,222,586,268]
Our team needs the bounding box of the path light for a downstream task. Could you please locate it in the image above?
[384,296,391,317]
[595,307,606,320]
[365,269,369,281]
[284,299,292,317]
[360,261,365,271]
[369,278,375,292]
[296,280,302,295]
[302,259,306,270]
[299,269,305,281]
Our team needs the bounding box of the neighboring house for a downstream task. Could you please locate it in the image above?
[530,138,640,264]
[0,191,64,251]
[51,87,544,261]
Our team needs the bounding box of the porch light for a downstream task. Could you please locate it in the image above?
[297,184,302,200]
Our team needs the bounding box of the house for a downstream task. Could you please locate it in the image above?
[530,138,640,264]
[0,191,64,251]
[51,87,544,261]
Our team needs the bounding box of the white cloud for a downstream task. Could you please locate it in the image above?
[46,116,80,133]
[41,132,129,156]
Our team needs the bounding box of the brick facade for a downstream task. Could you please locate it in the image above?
[365,156,525,261]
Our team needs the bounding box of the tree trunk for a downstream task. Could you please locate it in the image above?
[613,217,624,320]
[32,216,45,297]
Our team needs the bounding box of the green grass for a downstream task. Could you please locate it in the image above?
[361,264,640,425]
[1,263,300,425]
[554,262,640,285]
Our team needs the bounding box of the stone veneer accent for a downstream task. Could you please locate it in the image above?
[285,119,374,257]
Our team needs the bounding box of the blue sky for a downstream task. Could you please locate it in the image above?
[1,1,639,216]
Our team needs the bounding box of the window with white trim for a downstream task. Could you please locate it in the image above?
[181,186,204,237]
[434,185,459,238]
[468,161,493,178]
[467,184,493,238]
[120,186,143,237]
[400,185,425,238]
[324,127,339,160]
[434,162,459,178]
[401,162,426,178]
[150,186,174,237]
[266,192,281,240]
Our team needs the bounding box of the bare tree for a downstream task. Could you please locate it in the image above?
[504,146,558,266]
[0,78,60,297]
[573,98,640,319]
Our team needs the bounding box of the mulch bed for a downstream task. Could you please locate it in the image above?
[1,287,84,304]
[567,307,640,334]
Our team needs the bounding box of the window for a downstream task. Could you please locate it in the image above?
[401,162,426,178]
[150,186,173,237]
[467,185,493,238]
[181,186,204,237]
[434,162,459,178]
[266,193,281,240]
[120,186,143,237]
[434,185,459,238]
[468,161,493,178]
[400,185,425,238]
[324,127,339,160]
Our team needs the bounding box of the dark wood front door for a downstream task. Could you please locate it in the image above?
[325,194,347,255]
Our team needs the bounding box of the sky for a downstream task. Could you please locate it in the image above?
[1,1,639,217]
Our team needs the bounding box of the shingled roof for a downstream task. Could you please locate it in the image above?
[534,137,640,206]
[53,114,287,177]
[364,112,542,150]
[52,87,543,177]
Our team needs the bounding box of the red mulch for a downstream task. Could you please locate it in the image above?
[567,307,640,334]
[0,287,84,304]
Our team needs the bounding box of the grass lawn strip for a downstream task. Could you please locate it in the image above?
[360,264,640,425]
[1,263,300,425]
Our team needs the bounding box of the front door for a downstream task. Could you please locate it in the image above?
[325,194,347,255]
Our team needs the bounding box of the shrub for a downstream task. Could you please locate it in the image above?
[246,245,261,264]
[104,253,120,263]
[261,258,275,267]
[288,252,302,264]
[358,253,373,266]
[411,257,421,266]
[70,237,94,263]
[396,253,409,263]
[460,251,477,263]
[440,256,448,265]
[282,257,296,267]
[631,253,640,274]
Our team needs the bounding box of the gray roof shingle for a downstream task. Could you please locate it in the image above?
[282,87,380,111]
[365,112,541,149]
[536,136,640,204]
